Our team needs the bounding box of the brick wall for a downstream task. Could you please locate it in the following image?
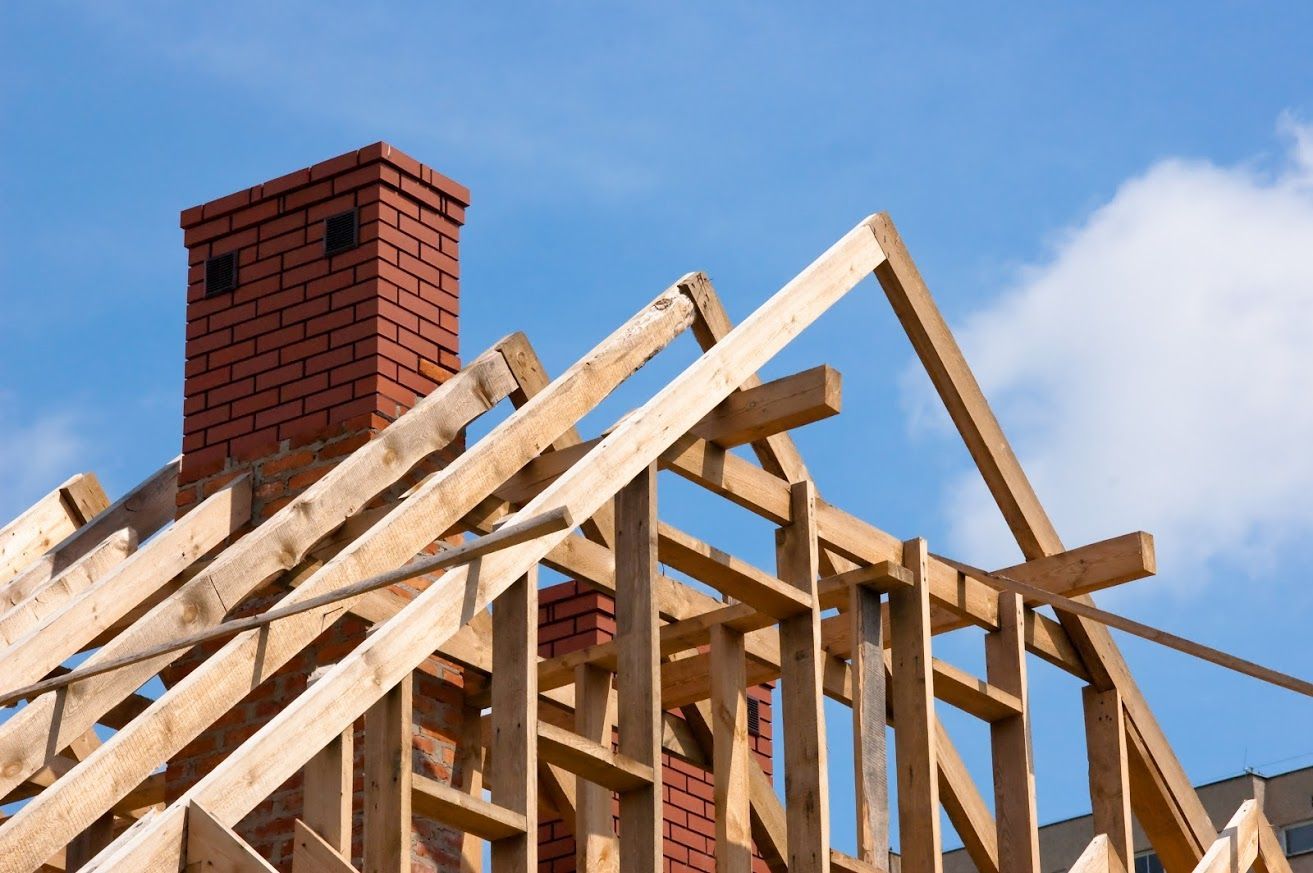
[535,582,776,873]
[166,143,470,872]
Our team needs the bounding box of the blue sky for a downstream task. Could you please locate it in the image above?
[3,0,1313,856]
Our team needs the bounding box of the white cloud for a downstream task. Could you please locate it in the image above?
[0,396,87,523]
[913,118,1313,587]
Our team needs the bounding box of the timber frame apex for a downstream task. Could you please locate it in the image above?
[0,212,1289,873]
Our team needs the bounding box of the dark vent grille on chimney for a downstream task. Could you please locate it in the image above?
[204,252,238,297]
[747,696,761,737]
[323,209,358,257]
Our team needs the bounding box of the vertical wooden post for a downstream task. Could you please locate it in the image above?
[890,537,942,873]
[455,701,486,873]
[1084,686,1132,873]
[711,624,752,873]
[303,667,354,858]
[575,663,619,872]
[363,673,413,873]
[986,591,1040,873]
[616,464,662,873]
[776,479,830,873]
[851,580,889,867]
[492,567,538,873]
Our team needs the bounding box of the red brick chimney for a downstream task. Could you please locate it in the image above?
[168,143,470,871]
[177,141,465,515]
[167,143,774,872]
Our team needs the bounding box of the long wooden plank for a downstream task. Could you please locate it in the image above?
[0,344,519,830]
[692,363,842,448]
[0,473,108,584]
[537,722,654,793]
[867,213,1215,864]
[0,476,250,691]
[81,220,885,871]
[890,538,942,873]
[1083,687,1132,873]
[711,625,752,873]
[616,465,662,873]
[777,480,830,873]
[657,522,810,618]
[362,674,412,873]
[2,459,178,606]
[986,591,1040,873]
[491,569,537,873]
[940,558,1313,699]
[412,774,528,842]
[0,529,135,645]
[0,507,571,708]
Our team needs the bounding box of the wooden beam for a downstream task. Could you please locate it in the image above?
[0,528,136,645]
[0,346,515,806]
[867,212,1216,864]
[413,774,528,842]
[692,364,842,448]
[74,220,886,872]
[850,579,888,867]
[185,801,277,873]
[491,569,537,873]
[664,436,1152,646]
[537,722,654,793]
[2,459,177,605]
[0,473,108,585]
[986,592,1040,873]
[494,365,840,509]
[936,720,1000,873]
[0,475,251,692]
[573,665,618,873]
[292,820,360,873]
[363,673,412,873]
[0,507,572,709]
[1083,687,1132,873]
[777,479,830,873]
[890,538,941,873]
[615,463,661,872]
[657,522,811,618]
[301,672,354,857]
[710,625,752,873]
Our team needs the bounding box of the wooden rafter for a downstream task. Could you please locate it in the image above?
[0,210,1290,873]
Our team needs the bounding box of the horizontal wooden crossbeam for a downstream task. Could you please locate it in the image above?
[537,722,654,793]
[412,774,528,841]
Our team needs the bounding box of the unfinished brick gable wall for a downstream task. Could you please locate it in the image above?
[536,583,776,873]
[166,143,469,871]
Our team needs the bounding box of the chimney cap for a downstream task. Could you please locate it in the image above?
[180,141,470,229]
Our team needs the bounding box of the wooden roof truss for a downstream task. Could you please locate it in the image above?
[0,214,1293,873]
